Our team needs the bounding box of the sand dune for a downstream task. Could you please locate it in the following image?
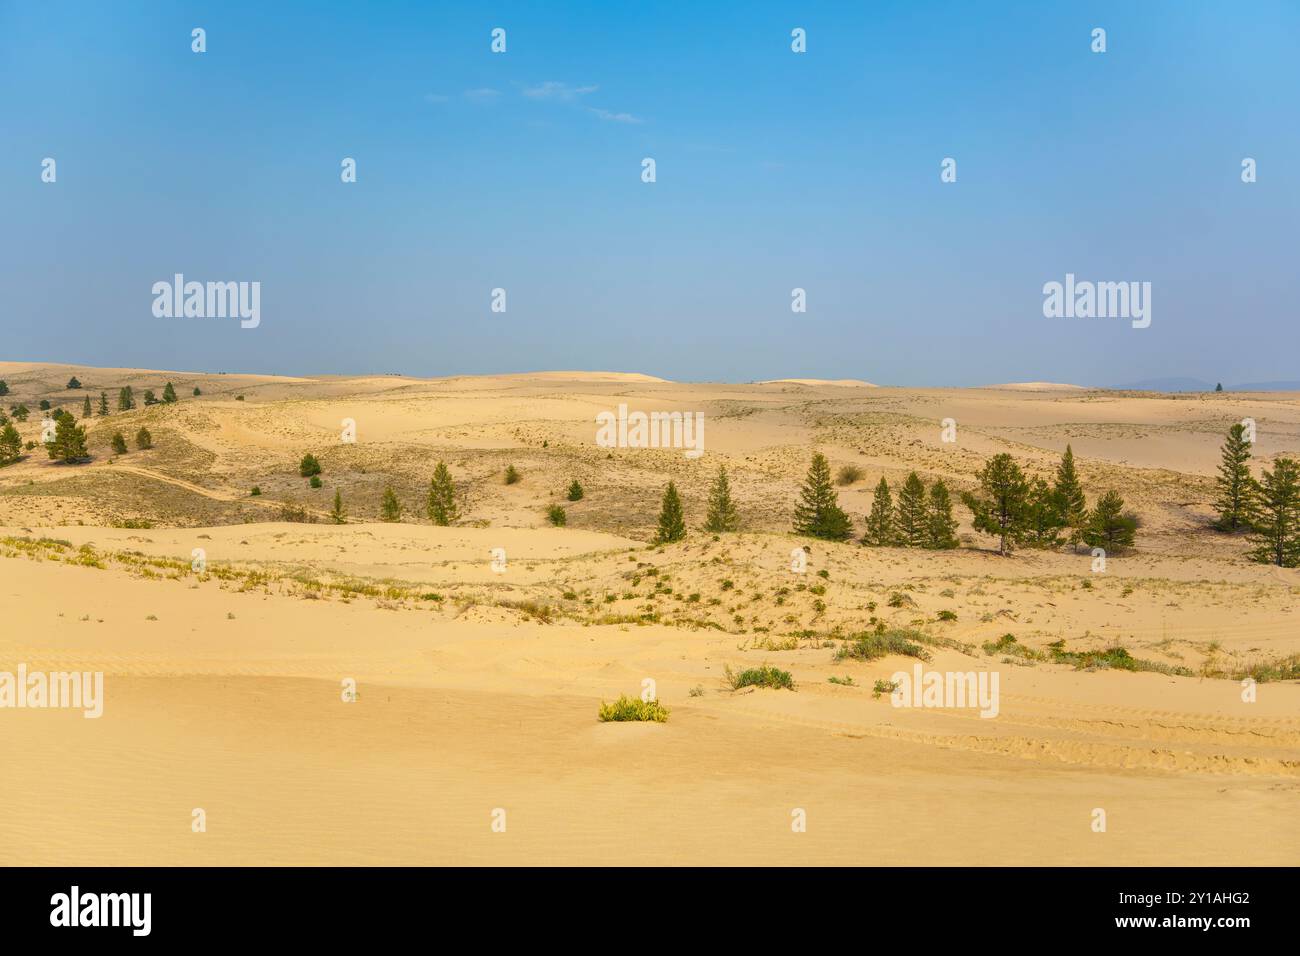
[2,363,1298,865]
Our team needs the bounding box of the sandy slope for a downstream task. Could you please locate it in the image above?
[1,364,1298,865]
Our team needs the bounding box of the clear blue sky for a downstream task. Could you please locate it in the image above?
[2,1,1296,386]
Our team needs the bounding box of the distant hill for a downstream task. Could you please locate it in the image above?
[1114,377,1300,393]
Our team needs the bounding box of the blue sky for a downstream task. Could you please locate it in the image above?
[2,1,1297,386]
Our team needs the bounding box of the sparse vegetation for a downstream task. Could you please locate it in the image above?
[724,663,795,691]
[598,695,670,722]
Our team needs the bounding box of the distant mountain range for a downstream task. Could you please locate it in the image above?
[1112,377,1300,393]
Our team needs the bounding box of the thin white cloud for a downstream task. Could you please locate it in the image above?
[522,81,598,100]
[589,107,643,124]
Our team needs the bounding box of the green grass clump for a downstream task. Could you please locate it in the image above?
[872,678,900,699]
[1048,640,1192,676]
[598,695,670,722]
[834,628,932,663]
[827,674,855,686]
[982,633,1046,661]
[724,663,795,691]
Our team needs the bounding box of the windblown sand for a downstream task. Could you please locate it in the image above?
[1,363,1297,865]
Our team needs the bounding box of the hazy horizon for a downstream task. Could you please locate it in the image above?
[3,1,1297,386]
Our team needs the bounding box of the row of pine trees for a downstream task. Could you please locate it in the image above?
[1213,423,1300,566]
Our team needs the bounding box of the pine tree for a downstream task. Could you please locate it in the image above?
[118,386,135,411]
[82,396,92,418]
[926,480,960,549]
[0,423,21,465]
[1053,445,1087,536]
[135,427,152,450]
[1214,423,1254,532]
[894,472,929,547]
[299,453,321,477]
[111,432,128,454]
[426,461,459,525]
[143,389,157,406]
[380,486,402,522]
[1082,490,1137,550]
[962,453,1030,555]
[193,387,202,396]
[1023,477,1067,548]
[0,380,8,396]
[863,477,896,546]
[11,404,28,422]
[46,415,89,463]
[98,392,109,416]
[792,453,853,541]
[163,382,178,403]
[655,481,686,543]
[1248,457,1300,567]
[703,464,740,532]
[67,376,81,389]
[566,480,584,502]
[1215,383,1224,392]
[330,489,346,524]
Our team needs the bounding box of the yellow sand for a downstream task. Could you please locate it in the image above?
[1,363,1297,864]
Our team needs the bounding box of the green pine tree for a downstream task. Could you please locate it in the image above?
[0,423,22,466]
[1082,490,1138,550]
[98,392,109,416]
[380,486,402,522]
[0,380,8,396]
[962,453,1030,556]
[1053,444,1087,536]
[862,477,896,546]
[110,432,128,454]
[1214,423,1254,532]
[926,479,960,549]
[67,376,81,389]
[655,481,687,543]
[703,464,740,532]
[82,396,92,418]
[566,479,584,502]
[1215,383,1224,392]
[118,386,135,411]
[162,382,178,403]
[1023,477,1067,548]
[135,427,152,450]
[330,489,346,524]
[142,389,157,406]
[1248,458,1300,567]
[299,453,321,477]
[426,461,459,525]
[894,472,929,547]
[46,415,89,463]
[792,453,853,541]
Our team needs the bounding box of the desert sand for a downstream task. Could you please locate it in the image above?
[1,362,1297,865]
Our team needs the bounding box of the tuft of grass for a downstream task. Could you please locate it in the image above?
[982,633,1045,661]
[827,674,856,686]
[1048,639,1191,676]
[872,678,900,699]
[937,609,958,622]
[724,663,796,691]
[835,464,865,486]
[598,695,670,722]
[834,628,932,663]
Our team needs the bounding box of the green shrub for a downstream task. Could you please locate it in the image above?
[835,464,864,486]
[504,464,520,485]
[834,628,932,662]
[724,663,795,691]
[547,504,567,526]
[598,695,670,722]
